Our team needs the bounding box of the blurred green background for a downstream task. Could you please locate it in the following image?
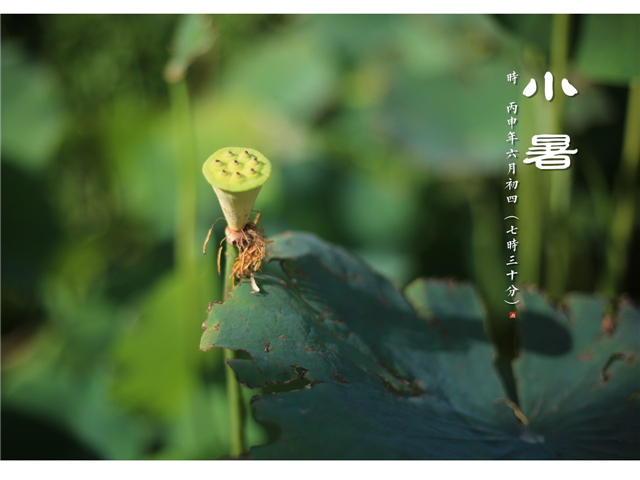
[2,14,638,459]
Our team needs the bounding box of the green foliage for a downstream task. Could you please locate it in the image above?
[219,29,339,122]
[2,13,639,460]
[575,15,640,85]
[495,14,553,51]
[1,42,69,171]
[3,361,152,459]
[201,232,640,459]
[164,14,216,82]
[384,58,516,175]
[111,270,210,419]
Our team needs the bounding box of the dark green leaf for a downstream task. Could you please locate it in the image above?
[201,232,639,458]
[514,291,640,459]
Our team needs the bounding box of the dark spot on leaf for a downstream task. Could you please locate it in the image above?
[376,372,423,397]
[601,352,635,384]
[547,296,561,311]
[333,374,349,384]
[601,315,616,336]
[580,352,593,362]
[265,341,271,353]
[429,318,447,335]
[376,293,390,309]
[278,334,285,339]
[206,301,222,313]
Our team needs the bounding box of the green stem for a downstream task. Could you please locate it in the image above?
[599,78,640,296]
[516,48,549,287]
[224,242,238,299]
[168,78,201,447]
[544,13,572,298]
[550,14,570,124]
[223,241,246,457]
[466,181,518,402]
[169,80,197,277]
[466,183,518,356]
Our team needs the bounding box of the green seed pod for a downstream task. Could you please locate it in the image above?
[202,147,271,231]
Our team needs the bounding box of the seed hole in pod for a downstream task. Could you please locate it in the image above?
[234,160,239,164]
[215,159,221,163]
[235,172,242,176]
[244,150,249,154]
[222,169,227,174]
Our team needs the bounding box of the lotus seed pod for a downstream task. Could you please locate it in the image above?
[202,147,271,231]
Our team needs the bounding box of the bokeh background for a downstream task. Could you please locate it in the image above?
[2,14,638,459]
